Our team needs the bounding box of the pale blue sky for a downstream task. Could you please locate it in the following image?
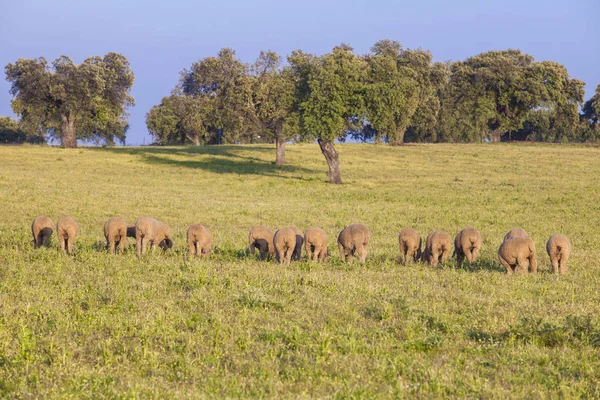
[1,0,598,145]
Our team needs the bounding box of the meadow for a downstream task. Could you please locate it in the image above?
[1,143,600,398]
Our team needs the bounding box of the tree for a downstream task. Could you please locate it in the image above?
[438,50,583,143]
[146,94,209,145]
[0,116,23,144]
[180,48,256,144]
[582,84,600,126]
[5,53,134,147]
[364,40,448,145]
[251,50,297,165]
[294,44,366,184]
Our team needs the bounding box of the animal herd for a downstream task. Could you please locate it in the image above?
[31,215,572,274]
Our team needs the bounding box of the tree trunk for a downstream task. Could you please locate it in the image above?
[61,114,77,148]
[275,135,286,165]
[391,127,406,146]
[492,128,502,143]
[318,138,342,184]
[187,134,200,146]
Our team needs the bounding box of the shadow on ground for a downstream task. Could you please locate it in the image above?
[93,145,319,179]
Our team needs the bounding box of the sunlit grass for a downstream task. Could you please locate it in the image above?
[1,143,600,397]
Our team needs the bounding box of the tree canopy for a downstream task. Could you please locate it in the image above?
[438,50,584,142]
[5,53,135,147]
[146,94,209,145]
[251,51,297,164]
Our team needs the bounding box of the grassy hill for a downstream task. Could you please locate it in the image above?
[1,143,600,397]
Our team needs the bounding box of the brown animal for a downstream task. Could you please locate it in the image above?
[274,227,297,265]
[398,228,421,265]
[498,236,537,274]
[337,223,369,264]
[304,227,328,262]
[453,227,482,266]
[503,228,529,242]
[187,224,213,257]
[422,230,452,266]
[546,234,571,274]
[248,226,275,259]
[135,217,173,257]
[31,216,54,249]
[290,226,304,261]
[56,216,79,255]
[104,217,128,254]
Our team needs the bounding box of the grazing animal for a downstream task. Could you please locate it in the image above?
[546,234,571,274]
[422,230,452,266]
[290,226,304,261]
[56,216,79,255]
[248,226,275,259]
[337,223,370,264]
[398,228,421,265]
[31,216,54,249]
[187,224,213,257]
[498,236,537,274]
[135,217,173,257]
[453,227,482,266]
[104,217,128,254]
[503,228,529,242]
[274,227,297,265]
[304,227,328,262]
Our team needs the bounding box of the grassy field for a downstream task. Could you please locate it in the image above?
[1,143,600,398]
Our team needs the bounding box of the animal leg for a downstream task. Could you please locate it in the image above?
[441,247,451,264]
[517,258,529,274]
[66,238,73,255]
[284,247,292,265]
[528,254,537,274]
[468,248,479,264]
[456,249,465,267]
[137,236,144,257]
[559,253,568,274]
[59,234,66,253]
[188,238,196,257]
[551,255,559,274]
[109,239,116,255]
[338,244,346,263]
[498,256,512,274]
[430,250,439,267]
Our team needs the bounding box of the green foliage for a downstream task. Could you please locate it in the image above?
[582,84,600,125]
[0,116,45,144]
[146,95,209,145]
[364,41,448,144]
[251,51,297,143]
[300,44,366,142]
[180,48,255,144]
[439,50,584,142]
[5,53,134,147]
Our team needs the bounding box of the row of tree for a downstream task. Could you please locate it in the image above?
[145,42,599,182]
[3,44,600,183]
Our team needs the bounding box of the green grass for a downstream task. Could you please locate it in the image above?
[1,143,600,398]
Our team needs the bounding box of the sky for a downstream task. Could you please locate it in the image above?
[1,0,598,145]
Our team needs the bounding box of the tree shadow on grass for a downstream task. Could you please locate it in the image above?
[93,145,318,180]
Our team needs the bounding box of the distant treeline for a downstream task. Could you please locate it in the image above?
[3,42,600,182]
[145,42,600,150]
